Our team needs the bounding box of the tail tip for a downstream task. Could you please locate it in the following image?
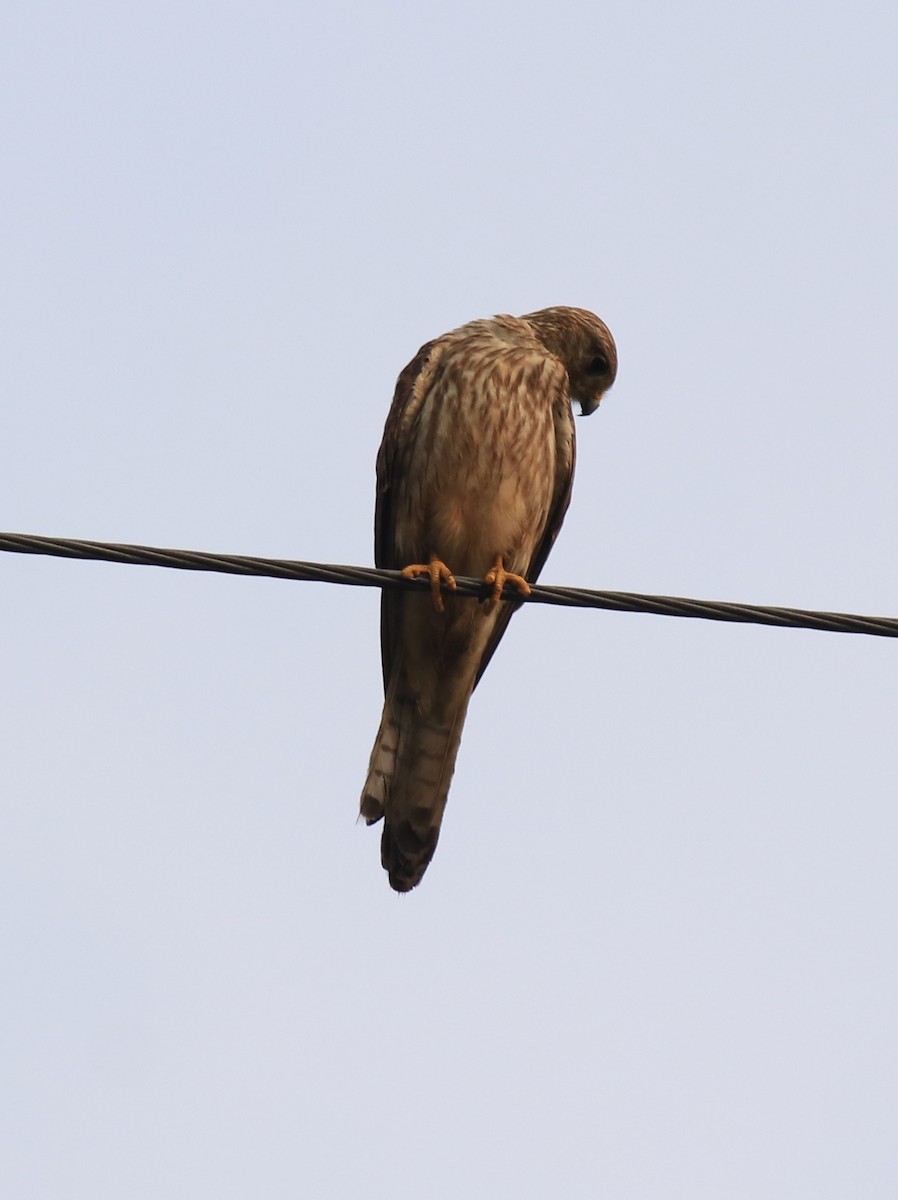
[382,818,441,893]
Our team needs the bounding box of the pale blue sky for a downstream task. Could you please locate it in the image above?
[2,2,897,1196]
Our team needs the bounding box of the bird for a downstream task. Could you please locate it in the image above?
[360,306,617,891]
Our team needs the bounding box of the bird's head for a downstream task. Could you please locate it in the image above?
[523,306,617,415]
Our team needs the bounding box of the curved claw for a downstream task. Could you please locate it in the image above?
[483,556,531,612]
[400,556,457,612]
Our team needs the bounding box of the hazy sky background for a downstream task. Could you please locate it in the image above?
[2,2,897,1196]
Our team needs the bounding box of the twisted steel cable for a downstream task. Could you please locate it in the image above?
[2,530,897,638]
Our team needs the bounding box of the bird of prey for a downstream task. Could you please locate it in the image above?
[360,306,617,891]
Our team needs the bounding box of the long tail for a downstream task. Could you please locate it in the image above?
[360,691,469,892]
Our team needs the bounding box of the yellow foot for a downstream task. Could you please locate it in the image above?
[483,556,531,612]
[400,556,457,613]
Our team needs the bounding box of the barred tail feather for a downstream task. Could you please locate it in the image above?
[360,694,468,892]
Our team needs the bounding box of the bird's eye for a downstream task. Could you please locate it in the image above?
[586,355,608,375]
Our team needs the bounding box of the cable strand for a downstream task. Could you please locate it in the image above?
[1,530,896,638]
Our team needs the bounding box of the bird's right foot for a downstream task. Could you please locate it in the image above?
[400,556,457,612]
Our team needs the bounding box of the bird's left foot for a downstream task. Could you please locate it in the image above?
[483,555,531,612]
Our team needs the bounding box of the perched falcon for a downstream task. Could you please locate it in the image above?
[360,306,617,891]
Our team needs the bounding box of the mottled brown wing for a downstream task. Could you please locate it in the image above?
[374,338,438,692]
[473,376,577,688]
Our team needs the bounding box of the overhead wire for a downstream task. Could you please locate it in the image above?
[2,530,896,639]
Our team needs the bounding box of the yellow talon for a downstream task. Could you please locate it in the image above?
[483,555,531,612]
[400,556,457,612]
